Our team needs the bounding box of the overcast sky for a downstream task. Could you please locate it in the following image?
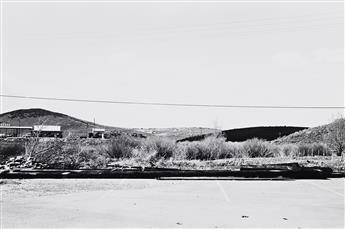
[1,1,344,129]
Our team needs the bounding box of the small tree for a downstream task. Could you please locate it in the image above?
[24,117,49,159]
[325,118,345,156]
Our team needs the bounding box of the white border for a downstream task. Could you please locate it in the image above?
[0,0,2,218]
[1,1,345,3]
[0,1,343,228]
[0,0,3,115]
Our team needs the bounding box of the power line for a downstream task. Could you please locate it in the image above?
[1,94,344,109]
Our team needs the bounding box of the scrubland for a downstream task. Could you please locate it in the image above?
[1,118,344,171]
[1,135,343,171]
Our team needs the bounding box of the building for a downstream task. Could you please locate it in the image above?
[0,124,63,138]
[0,125,32,137]
[32,125,63,138]
[88,128,105,139]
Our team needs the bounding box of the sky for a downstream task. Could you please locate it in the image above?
[0,0,344,129]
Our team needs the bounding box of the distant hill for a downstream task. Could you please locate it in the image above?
[177,126,308,142]
[0,108,136,137]
[272,121,340,145]
[5,108,333,143]
[0,108,216,139]
[135,127,220,141]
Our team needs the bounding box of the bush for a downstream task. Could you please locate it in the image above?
[310,143,331,156]
[152,138,175,159]
[0,143,25,162]
[13,132,335,170]
[28,140,109,169]
[135,138,180,165]
[27,139,64,165]
[29,140,76,168]
[296,143,330,157]
[181,137,284,160]
[279,144,298,157]
[325,118,345,156]
[182,136,233,160]
[241,138,277,158]
[106,135,141,159]
[187,142,213,160]
[78,145,109,169]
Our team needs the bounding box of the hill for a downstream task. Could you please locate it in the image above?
[135,127,220,141]
[272,123,331,145]
[0,108,137,137]
[0,109,216,139]
[177,126,308,142]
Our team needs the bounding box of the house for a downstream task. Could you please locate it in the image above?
[88,128,105,139]
[32,125,63,138]
[0,124,32,137]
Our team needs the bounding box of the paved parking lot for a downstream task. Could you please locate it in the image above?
[1,178,344,228]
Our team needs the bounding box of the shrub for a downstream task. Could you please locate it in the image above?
[279,144,298,157]
[136,138,180,165]
[296,143,330,157]
[296,144,310,157]
[183,136,232,160]
[78,145,109,169]
[30,141,110,169]
[29,140,76,168]
[106,135,141,159]
[325,118,345,156]
[27,139,64,165]
[310,143,331,156]
[203,136,231,160]
[0,143,25,162]
[182,142,199,160]
[241,138,276,158]
[152,138,175,159]
[225,142,243,158]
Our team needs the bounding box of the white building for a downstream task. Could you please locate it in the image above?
[32,125,62,138]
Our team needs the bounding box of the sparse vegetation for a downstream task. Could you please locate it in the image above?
[25,139,109,169]
[325,118,345,156]
[1,117,344,171]
[182,136,236,160]
[0,143,25,162]
[0,134,339,168]
[296,143,330,157]
[106,135,141,159]
[241,138,278,158]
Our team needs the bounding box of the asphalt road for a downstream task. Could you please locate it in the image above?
[1,178,344,228]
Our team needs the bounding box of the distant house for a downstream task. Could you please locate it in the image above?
[0,124,32,137]
[32,125,63,138]
[88,128,105,139]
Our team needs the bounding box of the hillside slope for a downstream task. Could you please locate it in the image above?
[0,109,215,139]
[273,124,329,144]
[0,108,130,136]
[135,127,220,141]
[273,118,345,145]
[178,126,308,142]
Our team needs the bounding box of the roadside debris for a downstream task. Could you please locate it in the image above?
[0,156,48,171]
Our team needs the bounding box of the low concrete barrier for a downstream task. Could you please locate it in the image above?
[1,163,343,179]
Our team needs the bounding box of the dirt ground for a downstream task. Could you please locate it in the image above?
[1,178,344,228]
